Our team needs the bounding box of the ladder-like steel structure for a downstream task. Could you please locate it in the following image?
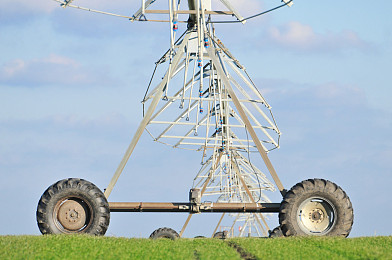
[103,0,287,197]
[103,0,285,237]
[185,149,276,237]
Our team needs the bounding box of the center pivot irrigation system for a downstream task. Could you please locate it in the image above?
[37,0,354,238]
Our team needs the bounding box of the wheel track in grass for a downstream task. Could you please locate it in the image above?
[193,250,200,260]
[227,241,258,260]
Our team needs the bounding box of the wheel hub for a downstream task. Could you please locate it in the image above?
[309,208,324,223]
[57,199,87,231]
[66,209,80,221]
[297,197,335,234]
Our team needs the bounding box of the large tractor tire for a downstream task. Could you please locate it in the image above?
[149,227,180,240]
[268,226,284,238]
[213,231,228,239]
[36,178,110,235]
[279,179,353,237]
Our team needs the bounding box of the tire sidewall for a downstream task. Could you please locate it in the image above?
[285,190,346,236]
[37,179,109,235]
[156,230,178,239]
[269,226,283,238]
[47,188,95,234]
[150,227,179,240]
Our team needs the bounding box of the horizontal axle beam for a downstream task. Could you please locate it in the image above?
[109,202,280,213]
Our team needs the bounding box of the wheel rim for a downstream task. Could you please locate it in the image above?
[54,197,92,233]
[296,197,336,235]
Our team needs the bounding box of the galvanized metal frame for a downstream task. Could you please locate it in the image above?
[104,31,192,198]
[103,1,287,238]
[52,0,293,237]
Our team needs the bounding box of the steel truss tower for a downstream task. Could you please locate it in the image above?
[39,0,353,239]
[190,149,276,237]
[102,2,282,236]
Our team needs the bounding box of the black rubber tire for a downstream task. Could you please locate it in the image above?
[268,226,284,238]
[149,227,179,240]
[213,231,228,239]
[279,178,353,237]
[36,178,110,235]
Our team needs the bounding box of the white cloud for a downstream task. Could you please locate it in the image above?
[0,0,134,14]
[269,21,316,47]
[0,54,109,87]
[0,0,56,14]
[49,113,130,130]
[266,21,367,52]
[266,82,367,117]
[0,0,138,25]
[0,0,56,25]
[1,59,25,78]
[43,54,79,66]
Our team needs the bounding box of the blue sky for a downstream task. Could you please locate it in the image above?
[0,0,391,237]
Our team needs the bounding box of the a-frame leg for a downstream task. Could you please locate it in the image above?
[206,45,286,196]
[104,32,192,198]
[231,157,270,235]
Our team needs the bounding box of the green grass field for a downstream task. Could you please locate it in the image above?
[1,235,391,259]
